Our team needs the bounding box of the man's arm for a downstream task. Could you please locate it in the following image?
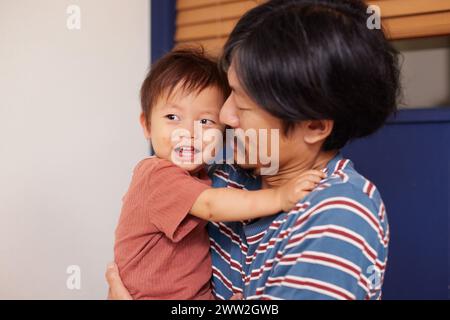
[105,262,243,300]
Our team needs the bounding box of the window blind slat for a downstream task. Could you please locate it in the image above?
[383,10,450,39]
[177,0,250,11]
[368,0,450,19]
[176,19,238,42]
[175,0,450,55]
[177,1,258,26]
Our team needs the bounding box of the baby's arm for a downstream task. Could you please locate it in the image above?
[191,170,326,222]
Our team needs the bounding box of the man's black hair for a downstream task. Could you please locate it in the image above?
[221,0,401,150]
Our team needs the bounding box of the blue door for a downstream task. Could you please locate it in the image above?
[343,108,450,299]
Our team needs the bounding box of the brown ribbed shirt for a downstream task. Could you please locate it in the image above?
[114,157,214,300]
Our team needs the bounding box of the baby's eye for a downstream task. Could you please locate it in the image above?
[198,119,216,126]
[165,114,180,121]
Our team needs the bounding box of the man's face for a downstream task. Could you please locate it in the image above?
[220,62,304,175]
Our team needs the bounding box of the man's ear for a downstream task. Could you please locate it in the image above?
[139,113,151,139]
[302,119,334,145]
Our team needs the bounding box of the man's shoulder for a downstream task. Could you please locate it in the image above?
[308,158,385,214]
[283,159,388,243]
[208,163,261,190]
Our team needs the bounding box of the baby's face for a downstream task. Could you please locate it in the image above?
[147,85,226,173]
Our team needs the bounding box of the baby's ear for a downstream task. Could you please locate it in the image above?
[139,113,151,139]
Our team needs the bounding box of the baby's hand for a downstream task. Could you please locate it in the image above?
[276,170,326,212]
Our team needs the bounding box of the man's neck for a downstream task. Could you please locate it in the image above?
[261,150,337,189]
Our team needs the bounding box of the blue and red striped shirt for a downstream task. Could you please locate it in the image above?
[208,153,389,300]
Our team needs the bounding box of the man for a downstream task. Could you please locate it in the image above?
[106,0,399,300]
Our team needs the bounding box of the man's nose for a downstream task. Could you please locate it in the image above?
[220,95,240,128]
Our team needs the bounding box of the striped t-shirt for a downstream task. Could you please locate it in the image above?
[208,153,389,300]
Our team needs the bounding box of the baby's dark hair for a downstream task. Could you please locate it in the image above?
[140,47,230,127]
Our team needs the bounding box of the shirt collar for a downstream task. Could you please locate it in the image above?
[324,152,352,175]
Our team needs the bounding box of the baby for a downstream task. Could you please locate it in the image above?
[114,48,325,299]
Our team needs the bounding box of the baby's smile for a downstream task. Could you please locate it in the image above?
[173,145,201,162]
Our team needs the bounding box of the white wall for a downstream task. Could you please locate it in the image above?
[0,0,150,299]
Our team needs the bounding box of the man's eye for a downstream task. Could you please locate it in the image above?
[165,114,180,121]
[236,106,249,111]
[199,119,216,125]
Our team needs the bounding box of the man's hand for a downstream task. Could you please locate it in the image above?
[276,170,326,212]
[105,261,245,300]
[105,262,132,300]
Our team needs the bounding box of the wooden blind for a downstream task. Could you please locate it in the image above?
[175,0,450,55]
